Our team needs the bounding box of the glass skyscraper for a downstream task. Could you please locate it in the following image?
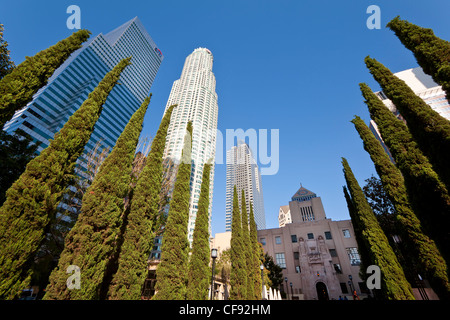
[4,17,163,176]
[226,141,266,231]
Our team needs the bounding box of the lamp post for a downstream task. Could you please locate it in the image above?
[290,282,293,300]
[260,264,266,300]
[284,277,289,300]
[210,248,218,300]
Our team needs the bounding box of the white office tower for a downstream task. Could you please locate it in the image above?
[162,48,219,243]
[225,141,266,232]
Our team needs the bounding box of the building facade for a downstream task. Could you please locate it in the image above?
[225,141,266,231]
[370,66,450,162]
[258,186,368,300]
[161,47,219,243]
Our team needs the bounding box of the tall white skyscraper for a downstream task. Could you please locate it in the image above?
[162,48,219,242]
[226,141,266,231]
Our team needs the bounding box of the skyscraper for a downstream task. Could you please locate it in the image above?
[4,17,163,176]
[369,67,450,162]
[162,47,219,242]
[226,141,266,231]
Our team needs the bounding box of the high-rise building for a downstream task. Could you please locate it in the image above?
[225,141,266,231]
[4,17,163,177]
[161,47,219,243]
[369,67,450,162]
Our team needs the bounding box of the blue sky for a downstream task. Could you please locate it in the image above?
[2,0,450,236]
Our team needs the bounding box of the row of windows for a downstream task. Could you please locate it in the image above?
[261,229,350,246]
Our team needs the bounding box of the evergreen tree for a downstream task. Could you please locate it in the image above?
[43,88,148,300]
[230,186,247,300]
[186,162,212,300]
[0,29,91,129]
[248,202,262,300]
[351,116,449,299]
[0,57,131,300]
[342,158,414,300]
[0,23,15,80]
[240,190,254,300]
[387,16,450,100]
[360,83,450,260]
[365,56,450,190]
[152,122,193,300]
[106,105,176,300]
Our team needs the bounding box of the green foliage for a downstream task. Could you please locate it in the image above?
[152,122,193,300]
[262,252,283,291]
[0,29,91,129]
[186,162,212,300]
[365,56,450,191]
[352,116,449,299]
[249,202,262,300]
[342,157,414,300]
[43,69,149,301]
[0,24,15,80]
[359,83,450,261]
[240,190,254,300]
[230,186,247,300]
[106,105,176,300]
[387,16,450,100]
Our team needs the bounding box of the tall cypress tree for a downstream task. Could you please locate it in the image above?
[152,122,193,300]
[43,91,149,300]
[106,105,176,300]
[240,190,254,300]
[365,56,450,190]
[248,202,262,300]
[0,57,130,300]
[342,158,414,300]
[0,23,15,80]
[230,186,247,300]
[387,16,450,100]
[360,83,450,260]
[0,29,91,129]
[351,115,449,299]
[186,162,212,300]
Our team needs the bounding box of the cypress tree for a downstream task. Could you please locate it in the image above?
[43,90,149,300]
[351,115,449,299]
[0,23,15,80]
[0,57,130,300]
[365,56,450,190]
[342,158,414,300]
[249,202,262,300]
[230,186,247,300]
[0,29,91,129]
[186,162,212,300]
[152,122,193,300]
[240,190,254,300]
[106,105,176,300]
[360,83,450,260]
[387,16,450,100]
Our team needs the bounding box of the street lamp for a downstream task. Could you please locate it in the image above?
[260,264,266,300]
[210,248,218,300]
[284,277,289,300]
[290,282,293,300]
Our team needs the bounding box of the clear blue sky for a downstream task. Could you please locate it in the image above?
[2,1,450,236]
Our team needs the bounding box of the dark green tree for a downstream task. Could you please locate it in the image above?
[342,157,414,300]
[0,29,91,129]
[352,116,449,299]
[240,190,254,300]
[0,23,15,80]
[365,56,450,190]
[43,84,148,301]
[186,162,212,300]
[249,202,262,299]
[152,122,193,300]
[230,186,247,300]
[0,57,131,300]
[360,83,450,261]
[387,16,450,100]
[262,252,283,291]
[106,105,176,300]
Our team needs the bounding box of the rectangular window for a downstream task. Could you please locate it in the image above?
[260,238,266,245]
[334,263,343,274]
[293,252,299,260]
[275,236,282,244]
[329,249,338,257]
[342,229,351,238]
[295,266,301,273]
[324,231,332,240]
[340,282,349,294]
[307,233,314,239]
[275,253,286,269]
[346,247,361,266]
[291,235,298,243]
